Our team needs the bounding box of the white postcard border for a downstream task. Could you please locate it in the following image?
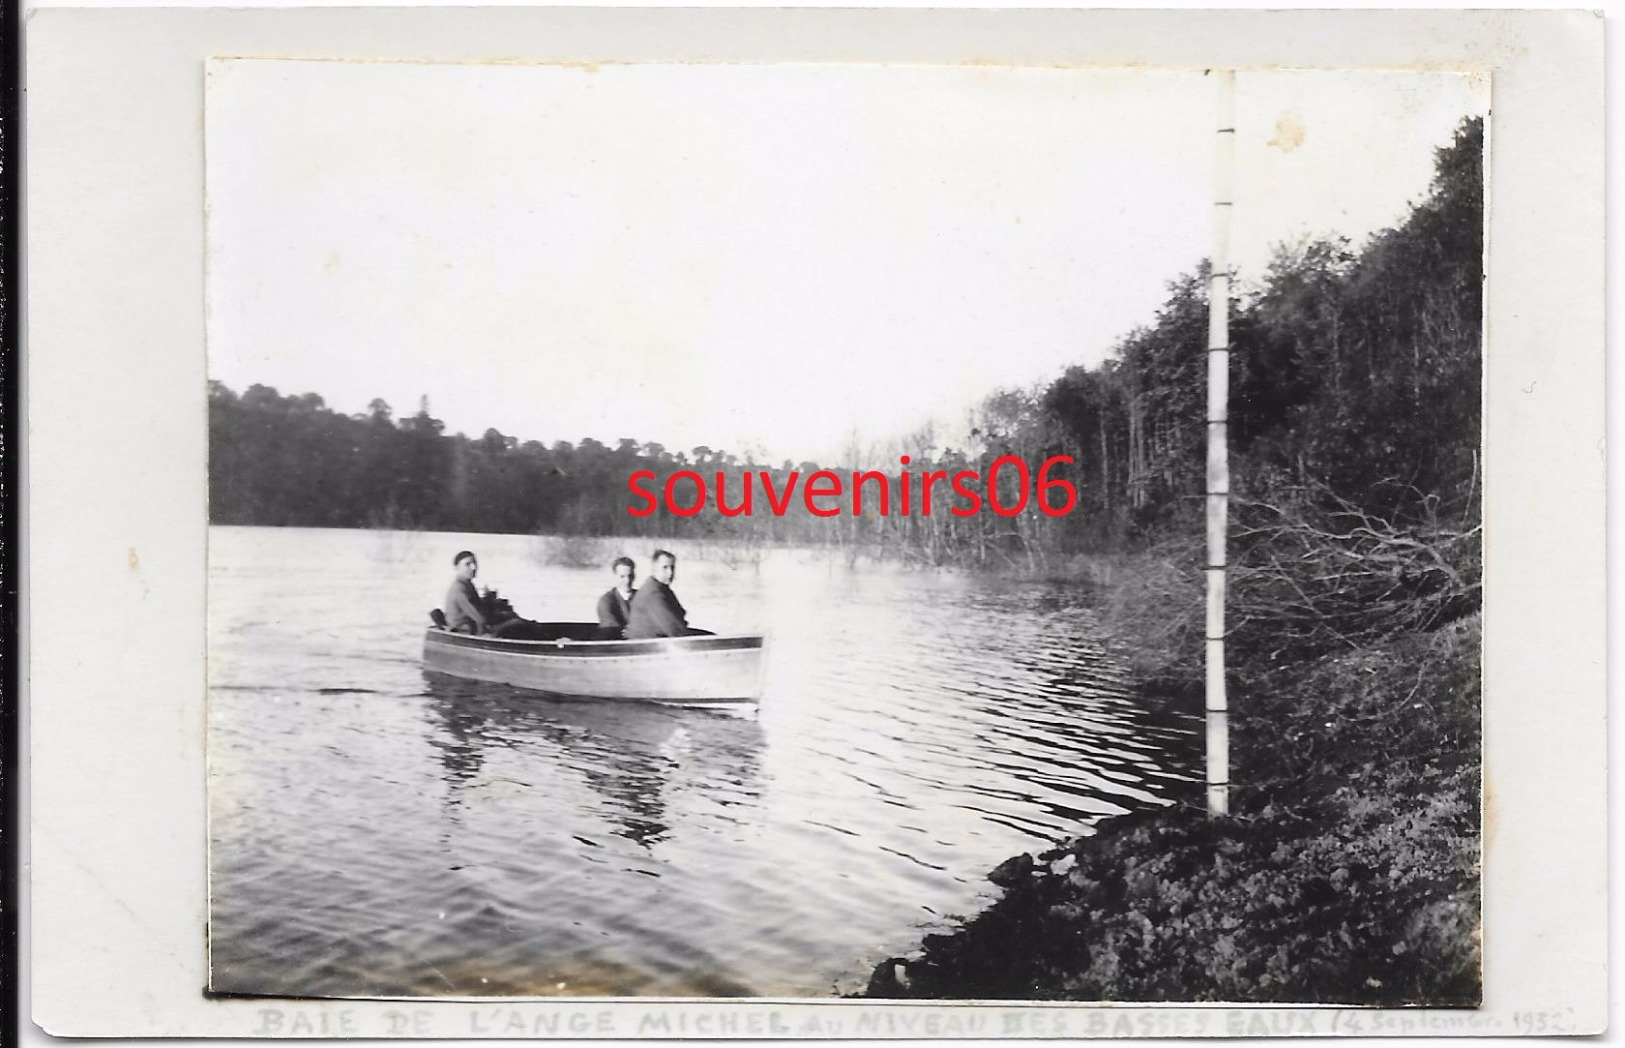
[24,6,1606,1038]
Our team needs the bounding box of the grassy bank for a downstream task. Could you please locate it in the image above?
[862,602,1480,1004]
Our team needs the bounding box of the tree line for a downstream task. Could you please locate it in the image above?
[211,118,1481,585]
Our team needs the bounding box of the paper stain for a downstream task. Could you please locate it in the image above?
[1268,112,1306,153]
[128,546,150,599]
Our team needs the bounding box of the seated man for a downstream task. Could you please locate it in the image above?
[595,556,637,639]
[625,549,692,639]
[443,550,492,633]
[442,550,533,637]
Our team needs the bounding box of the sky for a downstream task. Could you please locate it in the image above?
[206,61,1487,464]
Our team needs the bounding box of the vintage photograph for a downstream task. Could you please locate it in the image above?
[203,59,1487,1003]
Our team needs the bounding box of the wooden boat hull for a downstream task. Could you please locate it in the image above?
[422,628,766,704]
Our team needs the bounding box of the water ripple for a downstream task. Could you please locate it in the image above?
[208,527,1199,998]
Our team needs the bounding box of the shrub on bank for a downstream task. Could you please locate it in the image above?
[1098,490,1479,688]
[864,615,1480,1004]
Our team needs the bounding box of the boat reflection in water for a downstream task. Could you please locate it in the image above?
[208,528,1199,998]
[421,672,765,850]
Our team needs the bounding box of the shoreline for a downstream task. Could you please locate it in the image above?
[859,601,1480,1004]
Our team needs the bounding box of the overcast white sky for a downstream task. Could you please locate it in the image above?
[206,61,1486,463]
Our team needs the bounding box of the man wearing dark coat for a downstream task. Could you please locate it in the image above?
[595,556,637,639]
[625,550,690,639]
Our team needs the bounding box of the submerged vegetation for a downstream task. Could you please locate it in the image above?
[860,120,1483,1003]
[211,122,1480,578]
[209,120,1482,587]
[864,616,1480,1003]
[209,120,1485,1002]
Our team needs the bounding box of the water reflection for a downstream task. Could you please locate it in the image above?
[818,582,1203,843]
[209,528,1203,998]
[421,673,765,848]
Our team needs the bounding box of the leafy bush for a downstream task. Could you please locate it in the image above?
[867,617,1480,1005]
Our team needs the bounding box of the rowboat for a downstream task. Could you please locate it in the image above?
[422,623,766,704]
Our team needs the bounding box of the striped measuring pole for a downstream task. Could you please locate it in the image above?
[1206,70,1236,818]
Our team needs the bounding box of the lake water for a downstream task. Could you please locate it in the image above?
[207,525,1200,998]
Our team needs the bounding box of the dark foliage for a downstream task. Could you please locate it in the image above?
[866,617,1480,1003]
[856,119,1484,1004]
[211,121,1485,1003]
[211,119,1483,574]
[1045,118,1483,546]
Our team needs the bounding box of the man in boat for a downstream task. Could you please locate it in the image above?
[443,550,534,636]
[595,556,638,639]
[625,549,694,639]
[443,551,491,633]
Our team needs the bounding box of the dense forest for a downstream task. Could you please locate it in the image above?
[211,117,1481,593]
[213,118,1487,1004]
[846,119,1485,1005]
